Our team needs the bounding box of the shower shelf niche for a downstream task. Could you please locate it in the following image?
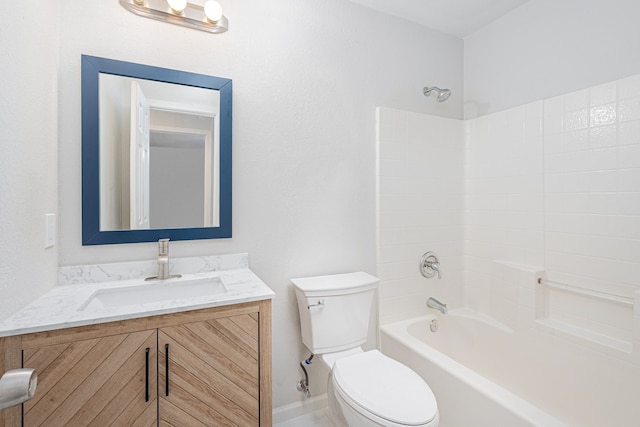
[535,275,637,355]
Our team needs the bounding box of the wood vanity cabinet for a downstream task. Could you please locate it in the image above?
[23,329,158,426]
[0,300,272,427]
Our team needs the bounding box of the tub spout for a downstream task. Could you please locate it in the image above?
[427,297,447,314]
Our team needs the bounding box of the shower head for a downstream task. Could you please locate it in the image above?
[423,86,451,102]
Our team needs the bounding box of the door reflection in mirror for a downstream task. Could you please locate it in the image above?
[99,73,220,231]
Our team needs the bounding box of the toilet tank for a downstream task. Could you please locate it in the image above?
[292,272,379,354]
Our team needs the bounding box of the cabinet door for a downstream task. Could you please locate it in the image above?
[23,329,157,427]
[159,312,260,426]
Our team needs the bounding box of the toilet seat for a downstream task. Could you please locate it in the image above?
[332,350,438,426]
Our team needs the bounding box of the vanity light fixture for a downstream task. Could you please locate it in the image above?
[120,0,228,34]
[167,0,187,13]
[203,0,223,22]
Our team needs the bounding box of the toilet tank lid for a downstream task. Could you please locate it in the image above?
[291,272,378,296]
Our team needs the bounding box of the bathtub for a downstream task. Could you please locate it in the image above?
[380,310,569,427]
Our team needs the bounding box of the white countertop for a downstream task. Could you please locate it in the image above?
[0,254,274,337]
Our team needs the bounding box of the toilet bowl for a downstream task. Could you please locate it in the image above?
[327,350,439,427]
[292,272,439,427]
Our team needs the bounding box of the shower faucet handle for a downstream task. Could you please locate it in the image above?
[420,251,442,279]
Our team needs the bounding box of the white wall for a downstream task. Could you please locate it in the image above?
[464,0,640,118]
[376,108,465,325]
[55,0,463,408]
[0,3,59,320]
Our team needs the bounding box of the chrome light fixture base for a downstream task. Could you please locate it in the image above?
[120,0,229,34]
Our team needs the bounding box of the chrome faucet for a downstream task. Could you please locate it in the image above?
[146,239,181,281]
[426,297,447,314]
[157,238,170,280]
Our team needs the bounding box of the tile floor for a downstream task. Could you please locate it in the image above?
[274,409,333,427]
[274,410,451,427]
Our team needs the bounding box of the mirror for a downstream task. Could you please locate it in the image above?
[82,55,232,245]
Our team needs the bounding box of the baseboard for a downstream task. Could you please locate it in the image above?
[272,393,328,423]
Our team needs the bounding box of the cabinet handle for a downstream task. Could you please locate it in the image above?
[165,343,170,396]
[145,347,150,403]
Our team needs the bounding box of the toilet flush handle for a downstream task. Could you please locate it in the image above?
[307,299,325,309]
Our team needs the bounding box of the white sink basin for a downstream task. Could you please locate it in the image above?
[79,277,227,311]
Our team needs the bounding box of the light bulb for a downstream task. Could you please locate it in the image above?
[167,0,187,13]
[204,0,223,22]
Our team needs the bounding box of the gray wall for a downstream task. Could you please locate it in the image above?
[149,145,205,229]
[464,0,640,118]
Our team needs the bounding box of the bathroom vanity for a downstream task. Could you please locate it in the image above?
[0,254,274,426]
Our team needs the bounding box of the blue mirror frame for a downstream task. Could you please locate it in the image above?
[81,55,232,245]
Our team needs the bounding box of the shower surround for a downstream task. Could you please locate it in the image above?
[376,73,640,426]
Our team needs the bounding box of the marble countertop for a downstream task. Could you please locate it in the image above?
[0,253,274,337]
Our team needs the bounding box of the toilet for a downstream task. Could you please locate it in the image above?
[292,272,439,427]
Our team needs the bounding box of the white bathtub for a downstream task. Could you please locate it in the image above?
[380,310,570,427]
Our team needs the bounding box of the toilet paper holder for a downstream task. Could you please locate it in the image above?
[0,368,38,410]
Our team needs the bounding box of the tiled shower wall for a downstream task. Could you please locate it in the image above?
[466,74,640,341]
[464,101,545,320]
[542,76,640,342]
[542,77,640,292]
[378,74,640,340]
[376,108,465,325]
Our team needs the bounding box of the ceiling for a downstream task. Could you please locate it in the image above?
[348,0,531,37]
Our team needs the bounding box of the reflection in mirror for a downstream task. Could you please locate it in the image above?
[98,74,220,231]
[82,55,232,245]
